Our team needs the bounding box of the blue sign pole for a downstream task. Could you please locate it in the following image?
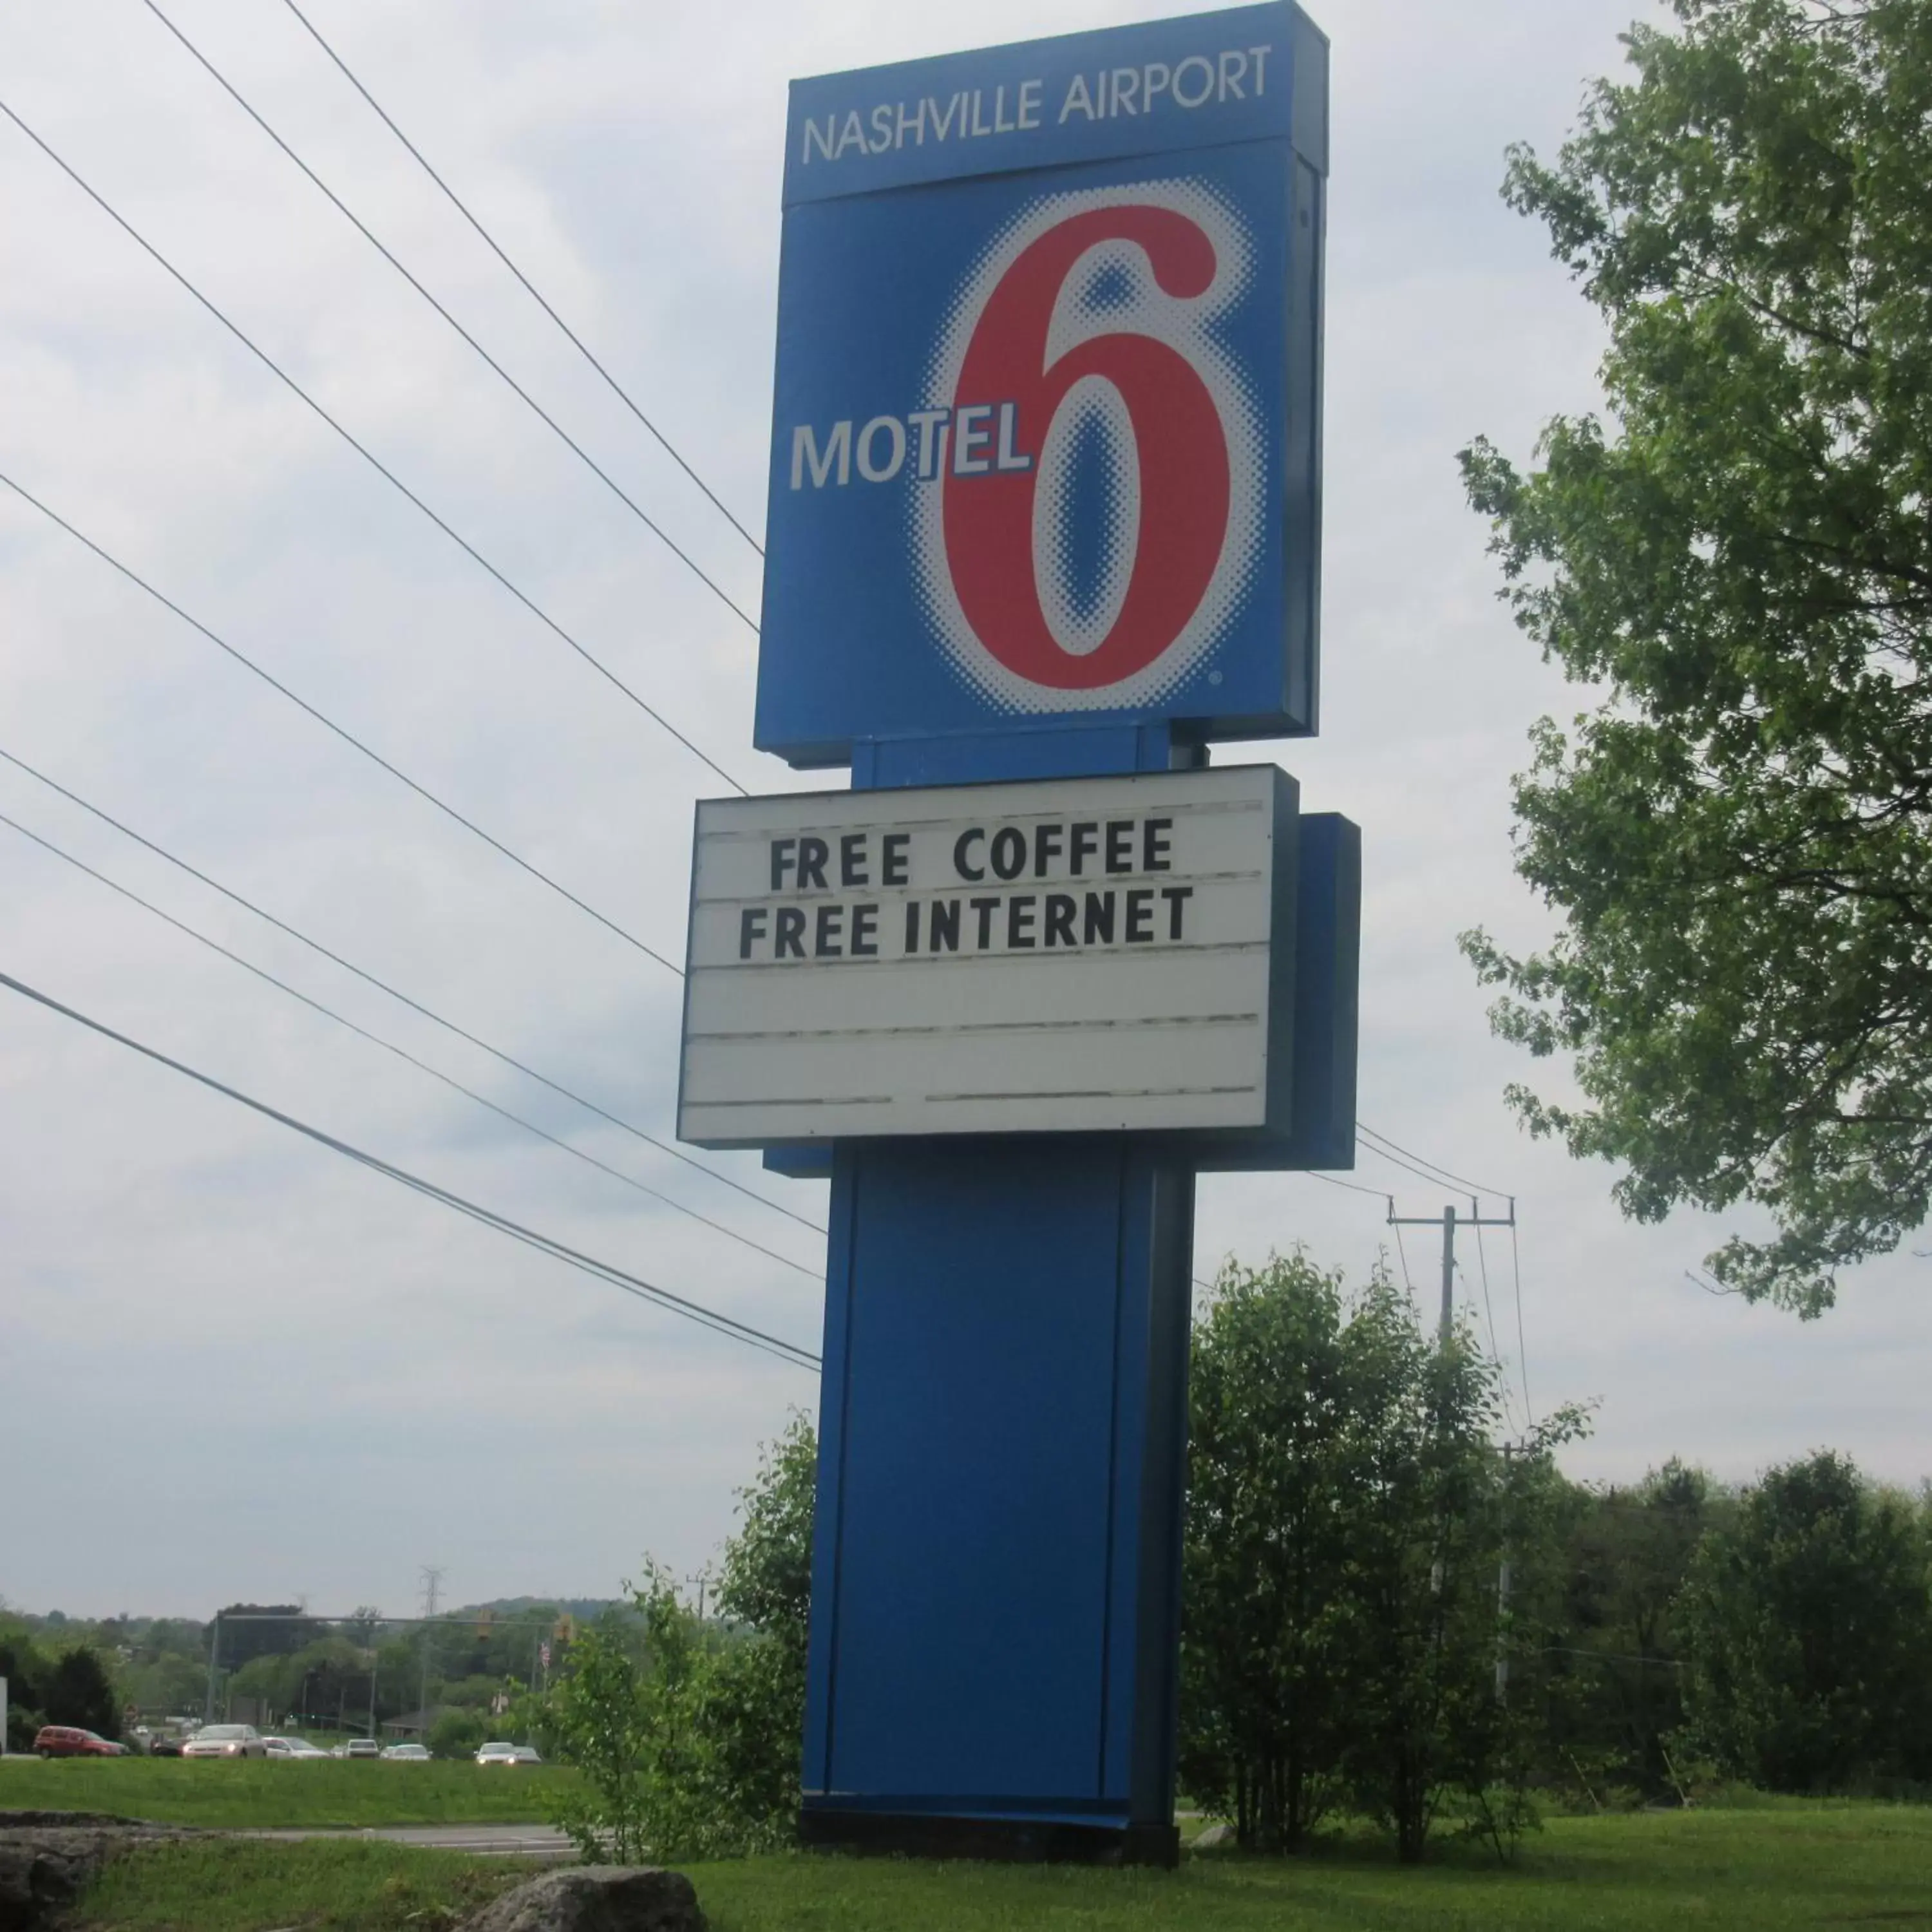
[727,1,1341,1864]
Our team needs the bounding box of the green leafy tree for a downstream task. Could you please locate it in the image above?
[1182,1255,1586,1862]
[1334,1285,1580,1862]
[427,1707,488,1761]
[339,1607,384,1649]
[1182,1253,1359,1848]
[43,1646,121,1738]
[538,1419,819,1861]
[703,1411,817,1835]
[1548,1462,1727,1802]
[211,1605,307,1669]
[124,1650,204,1719]
[0,1627,50,1750]
[373,1638,420,1720]
[1678,1450,1932,1790]
[714,1414,815,1654]
[1459,0,1932,1314]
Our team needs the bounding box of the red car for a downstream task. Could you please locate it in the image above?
[33,1725,126,1758]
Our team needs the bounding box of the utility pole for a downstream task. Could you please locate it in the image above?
[1387,1197,1517,1343]
[1388,1197,1522,1630]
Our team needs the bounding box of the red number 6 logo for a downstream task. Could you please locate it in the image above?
[940,202,1236,692]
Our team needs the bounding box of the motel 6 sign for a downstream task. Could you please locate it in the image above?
[757,1,1328,767]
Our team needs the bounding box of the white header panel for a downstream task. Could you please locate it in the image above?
[677,766,1289,1146]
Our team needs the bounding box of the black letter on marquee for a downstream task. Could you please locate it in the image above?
[1125,888,1155,942]
[798,836,830,889]
[1084,892,1116,944]
[1105,820,1135,873]
[840,833,869,887]
[1070,822,1099,875]
[953,828,985,881]
[739,907,768,959]
[815,904,845,956]
[1160,885,1194,938]
[1007,895,1037,947]
[851,904,880,956]
[929,898,961,952]
[882,833,911,886]
[990,827,1027,880]
[1143,818,1173,872]
[970,896,1001,949]
[1044,893,1076,947]
[1033,822,1064,876]
[904,900,921,952]
[775,906,806,958]
[770,837,797,890]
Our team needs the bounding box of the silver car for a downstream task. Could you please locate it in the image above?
[180,1724,266,1759]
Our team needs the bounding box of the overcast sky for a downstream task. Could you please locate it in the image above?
[3,0,1926,1625]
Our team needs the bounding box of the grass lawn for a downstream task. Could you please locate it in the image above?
[0,1756,572,1828]
[62,1803,1932,1930]
[75,1839,531,1931]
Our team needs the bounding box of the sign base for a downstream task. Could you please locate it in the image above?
[798,1806,1180,1868]
[802,1135,1193,1856]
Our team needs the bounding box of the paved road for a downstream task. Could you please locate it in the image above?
[243,1823,573,1858]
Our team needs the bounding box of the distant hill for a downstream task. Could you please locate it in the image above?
[445,1597,628,1622]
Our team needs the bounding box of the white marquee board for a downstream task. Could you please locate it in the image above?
[677,765,1296,1145]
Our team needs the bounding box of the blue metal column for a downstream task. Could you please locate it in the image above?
[797,725,1195,1863]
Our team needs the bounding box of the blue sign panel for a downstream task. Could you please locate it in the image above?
[757,3,1328,768]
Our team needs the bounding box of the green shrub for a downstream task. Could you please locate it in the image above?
[426,1709,488,1760]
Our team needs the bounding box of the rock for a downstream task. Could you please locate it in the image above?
[0,1815,191,1932]
[461,1866,705,1932]
[1191,1821,1236,1850]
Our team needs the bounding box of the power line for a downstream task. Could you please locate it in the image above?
[0,95,747,795]
[1302,1168,1395,1202]
[1354,1132,1460,1195]
[1390,1219,1414,1294]
[1458,1255,1516,1435]
[1509,1219,1535,1426]
[0,741,818,1235]
[1472,1212,1526,1437]
[142,0,760,634]
[276,0,764,560]
[0,471,683,974]
[0,806,819,1280]
[0,967,819,1372]
[1358,1122,1509,1202]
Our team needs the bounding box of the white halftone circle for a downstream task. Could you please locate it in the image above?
[908,178,1264,715]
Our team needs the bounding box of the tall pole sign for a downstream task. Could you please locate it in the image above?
[759,1,1327,769]
[682,0,1349,1865]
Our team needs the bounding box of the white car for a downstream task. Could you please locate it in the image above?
[180,1724,266,1759]
[263,1737,332,1760]
[332,1736,381,1760]
[381,1743,432,1761]
[475,1741,541,1766]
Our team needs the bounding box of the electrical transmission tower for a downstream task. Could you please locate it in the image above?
[417,1566,445,1725]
